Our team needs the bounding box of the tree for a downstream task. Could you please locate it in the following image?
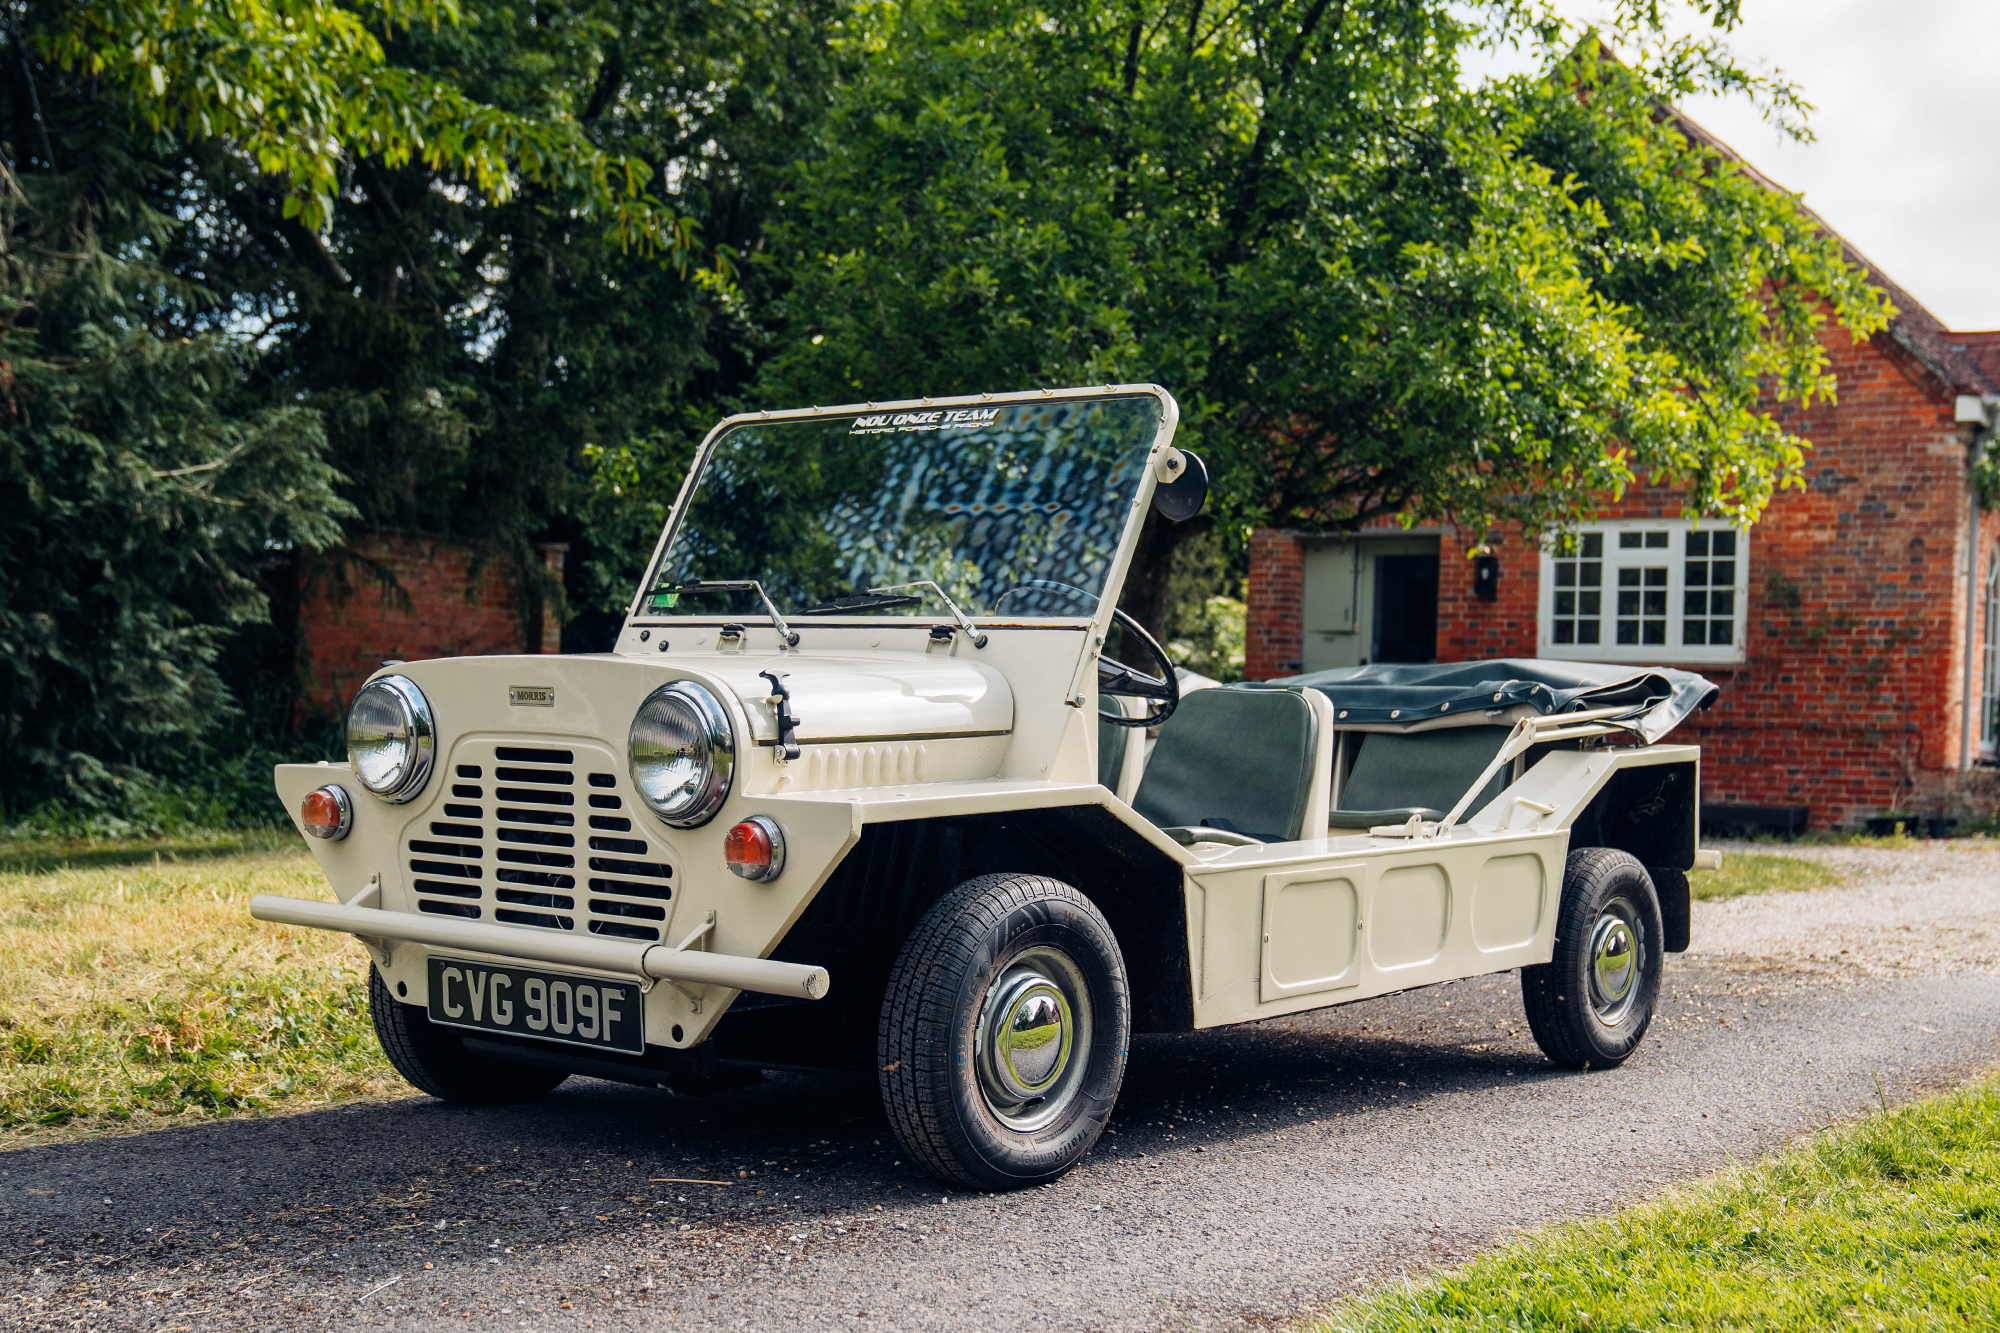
[757,0,1891,632]
[184,0,842,644]
[0,0,699,811]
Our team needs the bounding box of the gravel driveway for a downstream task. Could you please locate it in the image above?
[5,843,1998,1331]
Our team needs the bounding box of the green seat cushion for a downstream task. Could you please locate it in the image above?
[1133,687,1318,843]
[1330,726,1509,828]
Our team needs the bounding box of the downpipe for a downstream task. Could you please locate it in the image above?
[248,895,830,1000]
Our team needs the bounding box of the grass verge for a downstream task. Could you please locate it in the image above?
[0,837,399,1145]
[1311,1073,2000,1332]
[1690,851,1843,902]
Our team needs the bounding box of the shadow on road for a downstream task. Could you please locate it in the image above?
[0,977,1546,1272]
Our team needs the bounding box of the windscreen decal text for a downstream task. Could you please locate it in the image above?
[849,407,1001,435]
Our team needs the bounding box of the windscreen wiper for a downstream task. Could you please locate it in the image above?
[798,591,923,615]
[867,581,988,648]
[675,580,799,647]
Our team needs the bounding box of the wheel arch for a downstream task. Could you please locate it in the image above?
[717,803,1191,1071]
[1563,758,1696,954]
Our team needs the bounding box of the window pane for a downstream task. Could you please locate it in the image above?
[1644,567,1667,587]
[1642,620,1666,644]
[1684,620,1707,645]
[1710,590,1734,616]
[1644,531,1669,549]
[1618,590,1640,616]
[1582,533,1603,558]
[1579,591,1601,616]
[1553,620,1575,644]
[1619,568,1641,587]
[1686,531,1709,555]
[1579,622,1601,644]
[1684,590,1708,615]
[1710,620,1732,645]
[1617,620,1639,645]
[1711,560,1735,586]
[1686,560,1708,586]
[1619,532,1642,549]
[1555,591,1576,616]
[1642,590,1666,616]
[1712,531,1736,556]
[1556,562,1577,587]
[1580,562,1602,586]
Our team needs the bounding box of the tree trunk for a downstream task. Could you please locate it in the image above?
[1116,508,1197,634]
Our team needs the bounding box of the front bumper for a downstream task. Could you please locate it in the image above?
[249,895,830,1000]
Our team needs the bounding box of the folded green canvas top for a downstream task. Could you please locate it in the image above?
[1274,658,1718,744]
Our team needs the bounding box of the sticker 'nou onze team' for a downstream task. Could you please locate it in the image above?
[849,407,1002,435]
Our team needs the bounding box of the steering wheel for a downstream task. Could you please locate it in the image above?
[993,580,1180,728]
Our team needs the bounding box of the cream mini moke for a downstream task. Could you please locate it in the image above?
[255,384,1722,1189]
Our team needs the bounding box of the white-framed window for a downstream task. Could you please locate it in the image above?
[1537,519,1749,665]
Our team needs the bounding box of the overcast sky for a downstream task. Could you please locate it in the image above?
[1466,0,2000,330]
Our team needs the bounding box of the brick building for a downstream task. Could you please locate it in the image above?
[1245,125,2000,832]
[293,533,566,722]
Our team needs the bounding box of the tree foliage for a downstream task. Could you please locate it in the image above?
[759,0,1891,624]
[0,0,773,810]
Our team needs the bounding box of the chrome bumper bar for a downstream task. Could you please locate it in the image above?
[249,895,829,1000]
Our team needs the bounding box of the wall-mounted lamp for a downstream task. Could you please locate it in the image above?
[1472,554,1500,602]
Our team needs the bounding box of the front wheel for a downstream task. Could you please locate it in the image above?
[878,873,1130,1189]
[1521,848,1663,1069]
[369,968,569,1104]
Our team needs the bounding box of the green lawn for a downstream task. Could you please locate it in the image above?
[1690,851,1843,902]
[0,836,400,1144]
[1311,1074,2000,1332]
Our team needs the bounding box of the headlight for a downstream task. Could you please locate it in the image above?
[347,675,437,802]
[629,681,735,827]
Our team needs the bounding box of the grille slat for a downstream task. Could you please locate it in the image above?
[495,766,573,786]
[497,867,577,889]
[588,856,670,879]
[409,858,480,879]
[498,847,576,868]
[409,839,480,858]
[499,827,575,847]
[499,807,574,826]
[497,786,573,806]
[413,879,481,899]
[406,743,674,941]
[589,877,672,901]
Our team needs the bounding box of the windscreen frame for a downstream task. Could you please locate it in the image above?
[624,385,1183,631]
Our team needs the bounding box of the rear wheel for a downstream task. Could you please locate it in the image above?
[1521,848,1663,1069]
[878,873,1130,1189]
[369,968,569,1104]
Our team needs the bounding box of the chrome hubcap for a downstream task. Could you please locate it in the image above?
[1588,895,1643,1025]
[975,947,1090,1131]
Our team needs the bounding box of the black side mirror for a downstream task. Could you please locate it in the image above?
[1152,449,1209,523]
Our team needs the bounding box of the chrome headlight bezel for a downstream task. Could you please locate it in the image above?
[629,681,736,827]
[346,674,437,803]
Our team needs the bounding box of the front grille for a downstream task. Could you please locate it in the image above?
[403,742,674,941]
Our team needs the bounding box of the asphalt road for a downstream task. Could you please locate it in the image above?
[5,843,1999,1332]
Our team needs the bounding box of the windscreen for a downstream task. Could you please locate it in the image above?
[641,394,1162,620]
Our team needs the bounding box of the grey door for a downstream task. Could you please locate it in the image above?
[1301,537,1440,671]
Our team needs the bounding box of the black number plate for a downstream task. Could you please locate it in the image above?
[426,957,644,1054]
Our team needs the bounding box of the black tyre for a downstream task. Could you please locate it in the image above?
[369,968,569,1104]
[878,873,1130,1189]
[1521,848,1663,1069]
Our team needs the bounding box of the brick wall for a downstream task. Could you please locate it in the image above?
[296,533,565,720]
[1242,325,1990,828]
[1245,527,1306,680]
